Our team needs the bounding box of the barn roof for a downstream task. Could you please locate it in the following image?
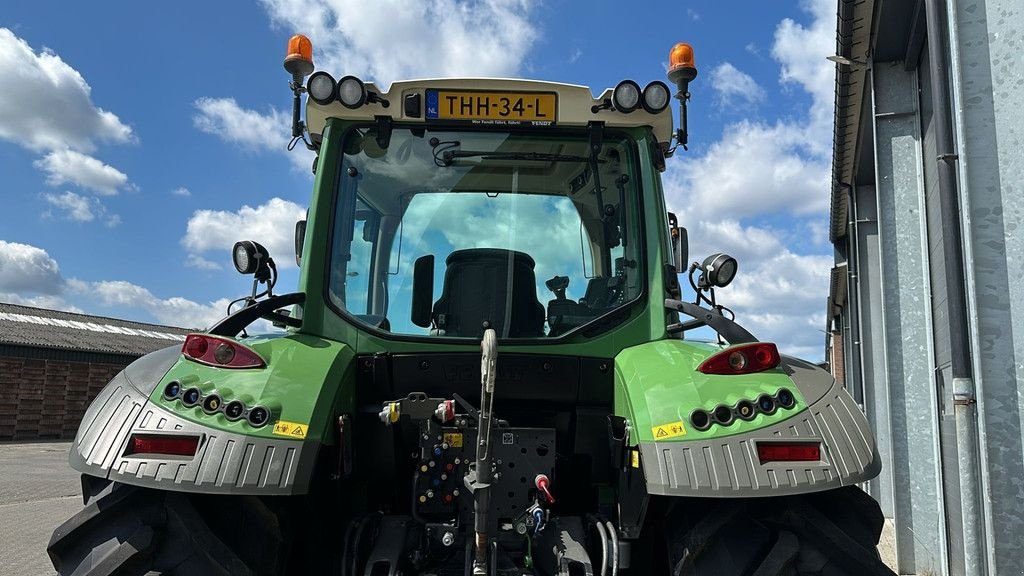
[0,302,191,357]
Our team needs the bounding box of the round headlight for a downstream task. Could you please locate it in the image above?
[612,80,641,113]
[307,71,337,105]
[642,81,671,113]
[701,253,738,288]
[337,75,367,108]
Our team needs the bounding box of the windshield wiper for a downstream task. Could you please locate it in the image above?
[438,150,596,166]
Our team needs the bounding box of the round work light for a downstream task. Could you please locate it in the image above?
[307,71,337,105]
[642,81,671,113]
[612,80,641,113]
[701,253,738,288]
[232,241,269,275]
[337,75,367,108]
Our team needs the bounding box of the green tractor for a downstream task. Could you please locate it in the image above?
[48,36,893,576]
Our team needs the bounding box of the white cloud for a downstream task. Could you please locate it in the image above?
[0,240,63,294]
[43,191,99,222]
[183,197,306,269]
[41,191,122,227]
[0,28,134,153]
[568,48,583,64]
[0,292,83,313]
[709,62,766,108]
[687,8,700,21]
[192,97,314,170]
[666,121,829,221]
[771,0,836,154]
[258,0,538,86]
[79,280,230,330]
[193,97,288,153]
[172,187,191,197]
[34,149,130,196]
[186,254,221,270]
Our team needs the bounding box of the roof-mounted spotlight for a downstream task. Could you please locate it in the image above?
[307,71,337,105]
[642,81,671,113]
[612,80,642,113]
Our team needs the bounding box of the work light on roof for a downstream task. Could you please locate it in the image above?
[642,81,671,113]
[307,71,337,105]
[613,80,641,113]
[338,75,368,108]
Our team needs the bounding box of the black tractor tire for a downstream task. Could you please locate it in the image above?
[650,486,896,576]
[48,479,286,576]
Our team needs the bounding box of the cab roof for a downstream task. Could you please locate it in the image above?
[304,78,674,148]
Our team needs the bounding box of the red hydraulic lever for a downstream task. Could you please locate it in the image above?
[535,474,556,504]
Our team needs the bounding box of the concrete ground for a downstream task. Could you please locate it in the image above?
[0,442,81,576]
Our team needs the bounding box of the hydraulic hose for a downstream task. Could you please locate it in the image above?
[586,515,609,576]
[605,520,619,576]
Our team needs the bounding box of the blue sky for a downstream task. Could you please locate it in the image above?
[0,0,837,359]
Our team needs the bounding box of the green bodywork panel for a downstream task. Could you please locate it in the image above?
[614,339,808,442]
[150,333,355,443]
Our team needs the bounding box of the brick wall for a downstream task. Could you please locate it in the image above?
[0,357,126,441]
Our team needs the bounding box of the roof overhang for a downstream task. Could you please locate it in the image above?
[829,0,877,243]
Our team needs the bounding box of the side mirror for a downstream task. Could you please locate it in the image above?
[294,220,307,267]
[411,255,435,328]
[668,212,687,272]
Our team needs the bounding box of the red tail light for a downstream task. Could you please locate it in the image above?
[125,434,200,457]
[756,442,821,464]
[182,334,266,369]
[697,342,780,375]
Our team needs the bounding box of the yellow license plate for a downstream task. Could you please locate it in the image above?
[426,90,557,125]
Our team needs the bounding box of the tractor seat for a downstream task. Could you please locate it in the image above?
[432,248,545,338]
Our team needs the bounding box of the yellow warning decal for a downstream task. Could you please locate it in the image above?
[651,421,687,440]
[272,420,308,439]
[630,449,640,468]
[443,432,464,448]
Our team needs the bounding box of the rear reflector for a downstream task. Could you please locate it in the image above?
[756,442,820,464]
[125,434,200,457]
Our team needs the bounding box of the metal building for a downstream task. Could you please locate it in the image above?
[826,0,1023,574]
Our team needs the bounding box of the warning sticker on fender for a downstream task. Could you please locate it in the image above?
[272,420,308,439]
[651,421,687,440]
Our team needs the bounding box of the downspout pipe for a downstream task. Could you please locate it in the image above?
[922,1,985,575]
